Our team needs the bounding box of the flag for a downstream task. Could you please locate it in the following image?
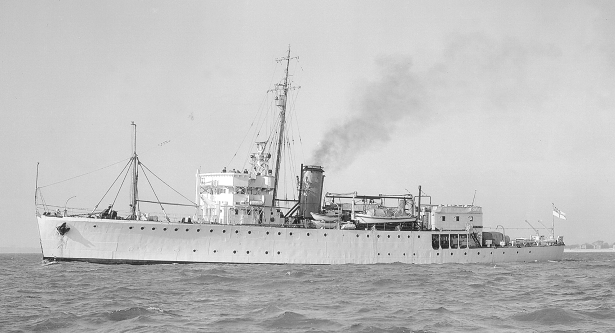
[553,205,566,220]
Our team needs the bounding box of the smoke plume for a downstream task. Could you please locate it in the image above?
[310,33,565,171]
[311,55,428,171]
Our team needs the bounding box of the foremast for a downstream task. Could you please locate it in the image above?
[129,121,139,220]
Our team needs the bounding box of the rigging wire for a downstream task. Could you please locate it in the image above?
[227,92,269,169]
[140,162,197,206]
[90,158,133,215]
[290,88,305,163]
[110,159,133,210]
[40,157,131,188]
[217,53,305,205]
[139,163,171,222]
[228,58,282,170]
[37,189,49,212]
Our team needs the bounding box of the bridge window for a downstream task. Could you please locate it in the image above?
[459,234,468,249]
[432,234,440,250]
[441,216,446,221]
[450,234,458,249]
[455,216,460,221]
[440,234,449,249]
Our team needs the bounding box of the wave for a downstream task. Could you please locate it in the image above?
[106,306,165,322]
[4,253,614,333]
[260,311,342,331]
[249,303,284,316]
[578,305,616,320]
[356,325,412,332]
[371,278,399,286]
[425,306,450,313]
[178,273,244,284]
[511,307,582,325]
[27,312,78,332]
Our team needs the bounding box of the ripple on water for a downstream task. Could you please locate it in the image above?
[511,307,582,325]
[106,307,158,322]
[260,310,343,332]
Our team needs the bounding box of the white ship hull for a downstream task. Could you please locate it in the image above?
[37,215,565,265]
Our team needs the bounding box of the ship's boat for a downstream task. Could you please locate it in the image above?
[312,220,338,229]
[340,223,356,230]
[355,213,416,225]
[310,212,340,222]
[34,48,566,265]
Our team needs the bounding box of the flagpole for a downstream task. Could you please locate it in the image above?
[552,203,555,238]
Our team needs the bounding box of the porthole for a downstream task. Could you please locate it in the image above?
[503,252,505,254]
[324,233,327,237]
[233,250,237,254]
[437,252,440,256]
[417,235,419,238]
[398,235,400,238]
[152,227,155,230]
[307,233,310,236]
[210,229,213,233]
[377,235,380,238]
[356,234,359,237]
[388,253,391,256]
[378,253,381,256]
[290,232,293,236]
[529,251,532,253]
[93,225,97,228]
[265,251,269,254]
[387,235,390,238]
[490,252,493,255]
[193,249,196,252]
[129,226,133,229]
[477,252,480,255]
[140,227,145,230]
[451,253,453,256]
[186,228,189,232]
[266,231,270,235]
[213,250,217,253]
[235,230,239,234]
[413,253,415,256]
[404,253,406,256]
[222,229,226,233]
[464,252,467,255]
[246,251,250,254]
[517,251,519,254]
[277,232,281,235]
[197,229,201,232]
[367,235,370,238]
[174,228,179,231]
[248,231,251,234]
[163,228,167,231]
[277,251,281,255]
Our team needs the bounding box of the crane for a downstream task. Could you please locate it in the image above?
[524,220,541,237]
[536,219,556,242]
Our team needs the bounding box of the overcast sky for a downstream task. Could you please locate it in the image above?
[0,0,613,249]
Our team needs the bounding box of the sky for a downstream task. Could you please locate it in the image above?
[0,0,613,250]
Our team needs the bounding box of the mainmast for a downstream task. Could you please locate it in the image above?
[271,46,298,206]
[130,121,139,219]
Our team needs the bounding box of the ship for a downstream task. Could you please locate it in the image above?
[35,48,565,265]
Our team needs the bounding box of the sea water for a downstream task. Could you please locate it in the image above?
[0,252,613,333]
